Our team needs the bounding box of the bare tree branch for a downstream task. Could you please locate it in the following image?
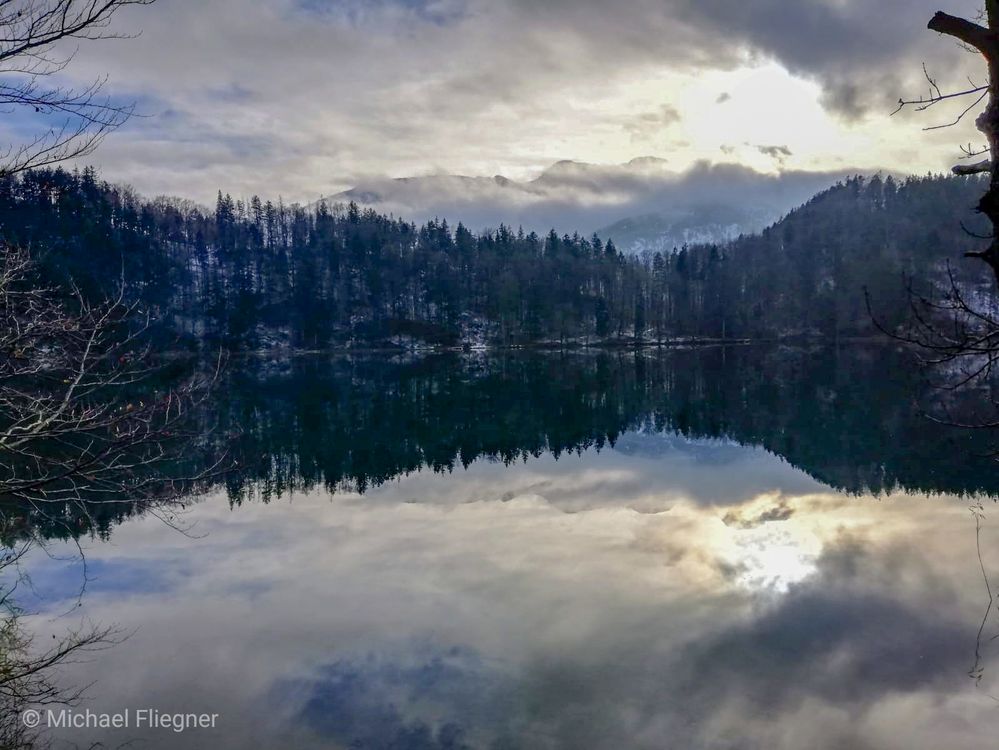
[0,1,154,177]
[0,522,126,749]
[953,159,993,175]
[929,11,996,56]
[0,246,228,531]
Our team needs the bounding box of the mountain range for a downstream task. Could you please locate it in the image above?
[331,158,862,253]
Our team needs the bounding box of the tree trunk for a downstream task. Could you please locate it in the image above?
[931,4,999,284]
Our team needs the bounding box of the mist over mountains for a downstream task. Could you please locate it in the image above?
[332,158,861,253]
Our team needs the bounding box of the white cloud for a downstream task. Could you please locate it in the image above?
[17,0,987,210]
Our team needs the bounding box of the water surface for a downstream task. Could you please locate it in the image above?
[14,346,999,749]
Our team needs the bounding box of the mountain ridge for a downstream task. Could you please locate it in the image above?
[326,158,863,250]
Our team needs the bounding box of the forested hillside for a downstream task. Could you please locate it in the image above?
[666,172,992,339]
[0,167,989,348]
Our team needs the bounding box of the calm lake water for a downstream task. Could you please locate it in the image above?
[15,346,999,749]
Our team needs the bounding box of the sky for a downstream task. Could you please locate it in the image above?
[5,0,990,206]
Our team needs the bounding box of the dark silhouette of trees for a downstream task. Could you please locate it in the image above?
[889,4,999,417]
[925,6,999,279]
[65,346,996,525]
[2,168,985,352]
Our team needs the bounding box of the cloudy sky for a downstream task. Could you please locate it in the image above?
[13,0,989,205]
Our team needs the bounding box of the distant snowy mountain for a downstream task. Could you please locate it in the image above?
[327,159,858,248]
[597,204,770,255]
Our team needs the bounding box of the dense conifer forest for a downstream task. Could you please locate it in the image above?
[0,167,990,349]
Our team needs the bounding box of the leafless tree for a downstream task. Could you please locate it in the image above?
[0,4,228,748]
[0,5,210,743]
[1,246,226,528]
[0,0,153,177]
[0,534,122,750]
[0,241,223,750]
[0,246,224,748]
[887,4,999,409]
[883,37,999,714]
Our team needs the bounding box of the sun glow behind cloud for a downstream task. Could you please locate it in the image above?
[32,0,986,204]
[556,59,980,183]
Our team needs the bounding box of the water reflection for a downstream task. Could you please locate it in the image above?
[209,345,998,502]
[8,345,996,542]
[9,346,999,749]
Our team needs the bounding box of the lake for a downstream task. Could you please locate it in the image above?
[13,345,999,749]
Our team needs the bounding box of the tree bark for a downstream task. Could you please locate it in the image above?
[929,12,996,56]
[931,8,999,283]
[953,159,993,175]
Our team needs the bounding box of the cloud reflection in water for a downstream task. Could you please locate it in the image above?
[18,432,999,750]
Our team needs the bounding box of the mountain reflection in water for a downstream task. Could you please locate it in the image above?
[13,346,999,750]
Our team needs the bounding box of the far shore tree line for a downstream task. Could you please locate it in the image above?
[3,167,991,351]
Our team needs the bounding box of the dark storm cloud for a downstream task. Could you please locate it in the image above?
[502,0,982,116]
[683,591,967,707]
[700,0,978,117]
